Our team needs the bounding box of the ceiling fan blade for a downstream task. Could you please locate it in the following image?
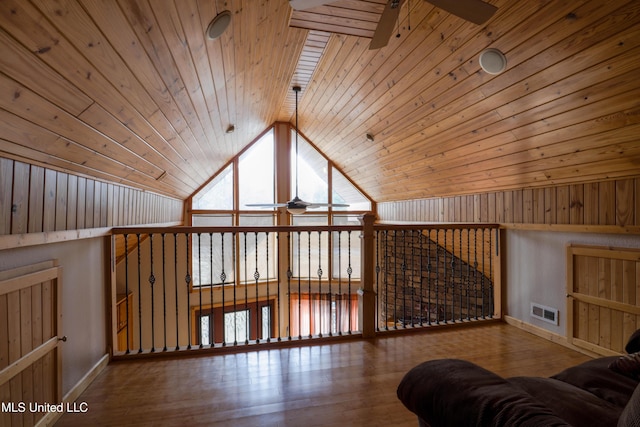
[245,203,287,208]
[369,0,406,50]
[289,0,334,10]
[426,0,497,25]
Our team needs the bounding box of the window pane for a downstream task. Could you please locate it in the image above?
[332,168,371,211]
[192,164,233,210]
[291,215,328,278]
[291,130,327,205]
[200,315,211,346]
[331,215,361,279]
[239,130,275,209]
[238,215,277,283]
[261,306,271,340]
[192,215,235,286]
[224,310,250,343]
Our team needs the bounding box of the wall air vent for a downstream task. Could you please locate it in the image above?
[530,303,558,325]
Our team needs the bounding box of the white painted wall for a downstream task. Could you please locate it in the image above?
[504,230,640,335]
[0,237,108,396]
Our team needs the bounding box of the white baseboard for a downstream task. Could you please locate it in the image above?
[37,353,110,427]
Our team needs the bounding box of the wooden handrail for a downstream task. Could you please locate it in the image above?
[112,222,499,235]
[374,222,499,230]
[111,224,363,235]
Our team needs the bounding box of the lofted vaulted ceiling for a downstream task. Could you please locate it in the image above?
[0,0,638,203]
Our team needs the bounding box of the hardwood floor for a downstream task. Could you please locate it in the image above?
[55,323,592,426]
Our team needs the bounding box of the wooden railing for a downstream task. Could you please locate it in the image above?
[110,217,500,357]
[373,223,499,330]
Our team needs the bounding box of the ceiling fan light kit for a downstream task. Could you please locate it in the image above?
[206,10,231,40]
[479,48,507,74]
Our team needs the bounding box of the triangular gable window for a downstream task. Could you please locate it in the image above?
[191,124,372,216]
[291,130,327,204]
[192,163,233,210]
[332,168,371,211]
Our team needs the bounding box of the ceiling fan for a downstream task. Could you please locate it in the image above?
[289,0,497,50]
[245,86,349,214]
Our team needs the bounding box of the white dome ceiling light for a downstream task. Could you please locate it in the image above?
[479,48,507,75]
[206,10,231,41]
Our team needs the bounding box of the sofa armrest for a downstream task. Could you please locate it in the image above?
[397,359,571,427]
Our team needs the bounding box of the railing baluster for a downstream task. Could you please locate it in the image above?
[466,229,471,321]
[337,231,343,335]
[435,229,440,325]
[307,231,312,339]
[329,230,334,337]
[185,233,192,350]
[393,230,398,329]
[173,233,179,350]
[161,233,167,351]
[268,232,273,343]
[197,233,203,349]
[482,228,486,319]
[287,232,292,341]
[383,230,388,331]
[317,231,323,337]
[347,230,352,334]
[426,229,432,326]
[220,232,227,347]
[458,229,463,322]
[473,228,479,320]
[136,233,143,353]
[375,230,380,332]
[243,232,248,345]
[418,229,423,327]
[124,233,130,354]
[255,232,260,344]
[149,234,156,352]
[297,231,301,340]
[401,230,407,328]
[209,232,214,347]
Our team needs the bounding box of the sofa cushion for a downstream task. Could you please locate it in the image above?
[508,376,622,427]
[618,384,640,427]
[551,356,639,408]
[626,330,640,354]
[397,359,571,427]
[611,352,640,380]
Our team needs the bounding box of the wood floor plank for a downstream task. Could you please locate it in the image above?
[55,323,592,426]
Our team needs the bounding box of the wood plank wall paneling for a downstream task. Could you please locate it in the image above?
[0,158,183,236]
[378,178,640,228]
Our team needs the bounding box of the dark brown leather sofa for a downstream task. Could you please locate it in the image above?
[397,331,640,427]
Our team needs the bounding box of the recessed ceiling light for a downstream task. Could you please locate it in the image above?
[226,124,235,134]
[206,10,231,41]
[479,48,507,75]
[366,133,375,142]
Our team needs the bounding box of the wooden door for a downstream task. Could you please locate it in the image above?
[567,245,640,356]
[0,260,63,427]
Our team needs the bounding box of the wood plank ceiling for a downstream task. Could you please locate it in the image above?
[0,0,638,203]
